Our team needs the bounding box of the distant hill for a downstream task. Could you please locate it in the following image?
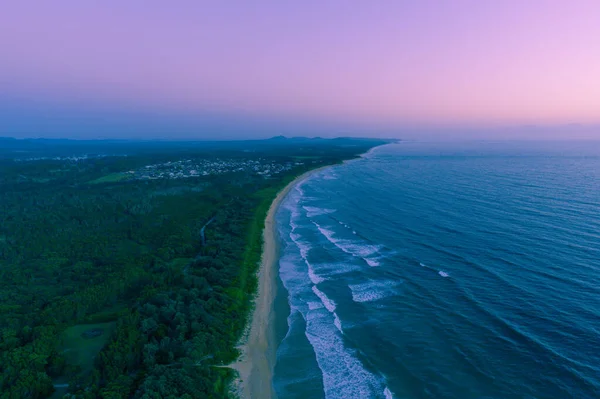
[0,136,397,159]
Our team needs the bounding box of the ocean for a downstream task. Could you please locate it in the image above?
[272,141,600,399]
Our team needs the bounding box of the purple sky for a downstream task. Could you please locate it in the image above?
[1,1,599,139]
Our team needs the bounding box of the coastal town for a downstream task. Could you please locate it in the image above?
[131,158,304,180]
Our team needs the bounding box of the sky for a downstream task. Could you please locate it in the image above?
[1,1,599,140]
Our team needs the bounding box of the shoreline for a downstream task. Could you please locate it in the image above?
[228,165,331,399]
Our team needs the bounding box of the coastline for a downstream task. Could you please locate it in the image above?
[229,165,331,399]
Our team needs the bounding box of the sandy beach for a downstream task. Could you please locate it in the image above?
[229,166,329,399]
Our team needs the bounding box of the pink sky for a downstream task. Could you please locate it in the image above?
[1,1,599,137]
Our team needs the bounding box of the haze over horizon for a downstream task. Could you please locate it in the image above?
[1,1,599,140]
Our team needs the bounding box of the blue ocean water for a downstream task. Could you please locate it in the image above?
[273,141,600,399]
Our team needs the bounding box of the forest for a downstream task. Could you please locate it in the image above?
[0,137,389,398]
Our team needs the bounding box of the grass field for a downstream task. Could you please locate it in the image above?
[59,322,116,373]
[50,322,115,397]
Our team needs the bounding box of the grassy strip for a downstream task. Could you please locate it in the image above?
[237,172,300,303]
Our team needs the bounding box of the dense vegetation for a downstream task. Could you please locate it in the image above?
[0,137,389,398]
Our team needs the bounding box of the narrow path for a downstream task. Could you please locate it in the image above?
[200,216,215,246]
[184,216,217,276]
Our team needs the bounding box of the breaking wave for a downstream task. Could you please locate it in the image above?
[348,280,402,303]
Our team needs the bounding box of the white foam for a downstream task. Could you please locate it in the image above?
[279,259,313,295]
[278,198,386,398]
[333,313,343,333]
[308,263,326,284]
[300,196,319,201]
[439,271,450,278]
[314,222,382,260]
[304,206,336,217]
[314,262,360,277]
[315,223,336,241]
[321,171,338,180]
[337,221,352,229]
[303,310,384,398]
[293,184,305,195]
[364,258,380,267]
[289,232,301,241]
[349,280,402,303]
[312,285,336,313]
[288,204,302,231]
[384,386,394,399]
[311,286,343,332]
[290,232,311,259]
[290,207,301,218]
[345,242,381,257]
[419,262,426,267]
[289,232,326,284]
[279,247,386,398]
